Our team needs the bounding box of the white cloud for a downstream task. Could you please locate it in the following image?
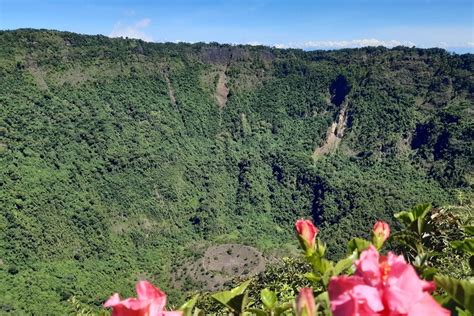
[109,18,153,42]
[273,43,288,49]
[246,41,262,46]
[375,26,472,47]
[274,39,416,49]
[270,39,474,52]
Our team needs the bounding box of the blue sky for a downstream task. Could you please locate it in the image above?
[1,0,473,52]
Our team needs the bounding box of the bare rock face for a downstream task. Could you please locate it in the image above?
[200,46,250,65]
[313,103,348,158]
[313,75,351,158]
[200,47,233,65]
[259,49,276,64]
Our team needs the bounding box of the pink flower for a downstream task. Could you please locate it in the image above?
[327,275,384,315]
[328,246,449,316]
[295,288,317,316]
[373,221,390,242]
[372,221,390,249]
[295,219,319,253]
[104,281,182,316]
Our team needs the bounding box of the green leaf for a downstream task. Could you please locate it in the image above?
[414,204,431,235]
[463,226,474,236]
[395,204,431,232]
[333,253,356,276]
[421,267,438,280]
[192,308,204,316]
[451,239,474,255]
[320,258,333,274]
[179,294,199,316]
[394,210,415,225]
[304,272,322,283]
[413,203,431,220]
[211,280,251,313]
[455,306,473,316]
[391,231,419,251]
[244,308,268,316]
[322,269,333,286]
[274,302,293,316]
[435,275,474,311]
[347,238,371,253]
[260,288,277,310]
[315,292,331,316]
[413,253,431,267]
[309,255,333,275]
[315,239,326,257]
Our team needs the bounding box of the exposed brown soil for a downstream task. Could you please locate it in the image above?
[26,57,49,91]
[215,70,229,109]
[55,67,91,86]
[172,243,265,291]
[164,75,177,109]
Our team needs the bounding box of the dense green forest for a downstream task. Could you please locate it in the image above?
[0,29,472,314]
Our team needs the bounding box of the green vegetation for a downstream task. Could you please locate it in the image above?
[0,29,472,314]
[186,203,473,315]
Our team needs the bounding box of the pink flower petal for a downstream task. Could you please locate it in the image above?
[383,284,413,314]
[421,280,436,293]
[104,293,121,307]
[104,281,181,316]
[330,297,357,316]
[330,247,448,316]
[329,275,365,301]
[136,281,166,301]
[295,219,319,249]
[388,261,424,292]
[296,288,316,316]
[352,284,384,312]
[136,280,167,312]
[125,297,153,310]
[329,276,383,315]
[408,293,450,316]
[355,245,381,286]
[373,221,390,241]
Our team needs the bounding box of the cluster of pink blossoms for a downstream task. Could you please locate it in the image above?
[329,245,449,315]
[295,219,449,315]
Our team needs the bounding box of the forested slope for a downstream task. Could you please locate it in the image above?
[0,29,472,313]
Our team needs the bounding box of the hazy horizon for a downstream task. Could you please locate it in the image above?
[1,0,473,53]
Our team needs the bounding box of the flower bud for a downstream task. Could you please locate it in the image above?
[296,288,316,316]
[372,221,390,249]
[295,219,319,254]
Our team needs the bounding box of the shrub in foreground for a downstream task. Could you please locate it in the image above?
[102,204,473,315]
